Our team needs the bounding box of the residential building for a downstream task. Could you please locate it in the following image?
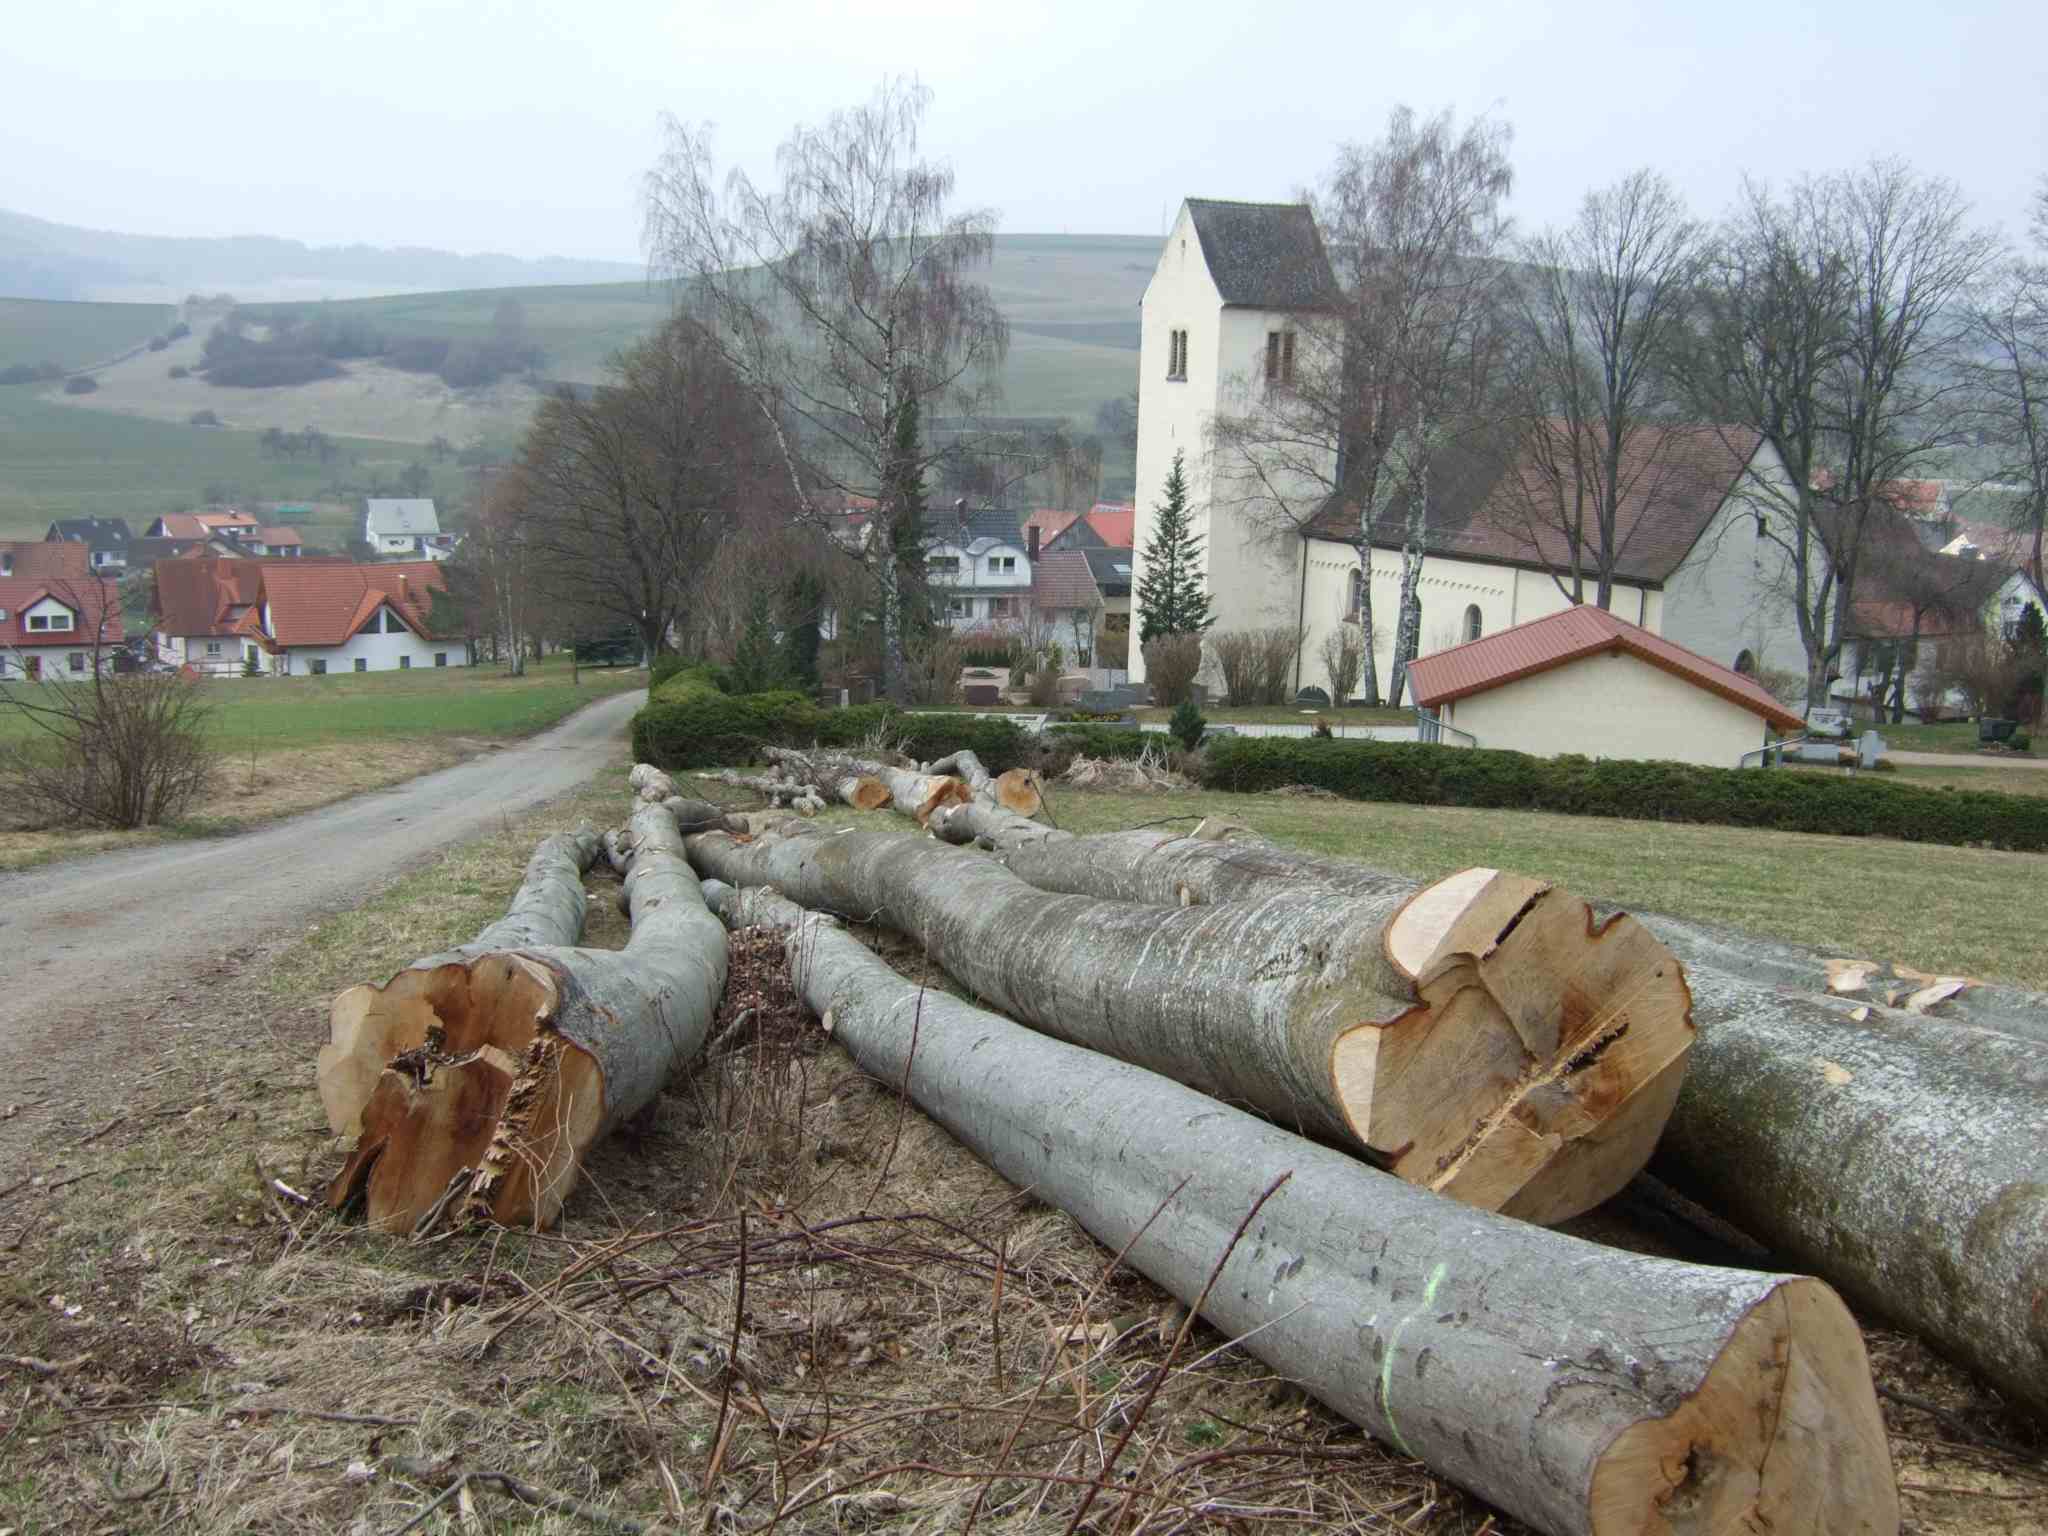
[43,516,133,574]
[151,556,270,674]
[1407,606,1805,767]
[0,573,125,680]
[145,509,304,558]
[923,504,1033,628]
[2,540,93,582]
[240,561,454,675]
[363,499,457,561]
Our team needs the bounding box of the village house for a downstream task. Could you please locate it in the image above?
[0,566,125,681]
[146,509,305,559]
[1407,606,1806,767]
[151,556,271,674]
[43,516,133,574]
[362,499,457,561]
[237,560,454,675]
[923,504,1034,628]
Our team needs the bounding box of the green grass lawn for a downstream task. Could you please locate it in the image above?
[0,381,474,538]
[0,654,643,750]
[1855,717,2036,756]
[990,785,2048,988]
[0,297,175,371]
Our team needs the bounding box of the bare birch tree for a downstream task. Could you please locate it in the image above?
[1210,106,1513,706]
[1685,162,1999,706]
[1493,170,1705,607]
[641,79,1009,701]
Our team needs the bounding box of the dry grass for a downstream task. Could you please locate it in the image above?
[0,739,465,872]
[3,767,2043,1535]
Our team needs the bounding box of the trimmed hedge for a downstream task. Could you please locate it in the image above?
[631,688,1040,774]
[1198,737,2048,852]
[1044,723,1159,761]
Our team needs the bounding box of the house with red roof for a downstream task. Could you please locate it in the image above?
[0,572,125,681]
[151,556,271,674]
[240,561,455,676]
[1407,606,1804,767]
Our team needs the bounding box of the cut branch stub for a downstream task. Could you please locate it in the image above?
[686,827,1692,1223]
[321,804,725,1232]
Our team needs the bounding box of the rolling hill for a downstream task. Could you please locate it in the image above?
[0,233,1153,537]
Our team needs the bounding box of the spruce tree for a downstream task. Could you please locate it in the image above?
[1136,450,1214,643]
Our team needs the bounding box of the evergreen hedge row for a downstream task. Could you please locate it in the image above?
[1197,737,2048,852]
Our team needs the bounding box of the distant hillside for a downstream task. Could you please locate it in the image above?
[0,207,644,303]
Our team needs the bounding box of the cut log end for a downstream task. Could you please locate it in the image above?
[992,767,1044,817]
[843,775,892,812]
[1337,867,1696,1223]
[916,776,974,824]
[1590,1277,1896,1536]
[320,953,606,1231]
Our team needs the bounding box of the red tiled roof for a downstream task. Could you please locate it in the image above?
[0,540,91,581]
[151,557,267,637]
[154,510,259,539]
[257,561,447,647]
[256,526,303,546]
[0,575,125,649]
[1085,504,1135,548]
[1407,605,1805,731]
[1024,509,1084,544]
[1030,549,1100,613]
[1306,424,1762,585]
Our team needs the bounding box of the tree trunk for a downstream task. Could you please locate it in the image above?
[685,824,1693,1223]
[982,824,2048,1410]
[762,746,967,822]
[922,749,1043,816]
[318,804,726,1233]
[703,881,1898,1536]
[1354,543,1381,706]
[983,825,2048,1043]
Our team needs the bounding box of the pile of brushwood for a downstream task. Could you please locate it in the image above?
[312,746,2048,1536]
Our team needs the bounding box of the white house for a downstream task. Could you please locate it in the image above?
[1407,606,1806,767]
[239,561,456,675]
[363,499,456,561]
[923,505,1034,628]
[0,576,125,681]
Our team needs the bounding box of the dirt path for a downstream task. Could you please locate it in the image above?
[0,688,643,1173]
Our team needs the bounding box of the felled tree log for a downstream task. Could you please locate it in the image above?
[983,823,2048,1409]
[319,804,726,1232]
[686,825,1693,1223]
[923,749,1043,816]
[703,880,1897,1536]
[762,746,966,822]
[987,825,2048,1043]
[661,797,752,834]
[696,768,827,815]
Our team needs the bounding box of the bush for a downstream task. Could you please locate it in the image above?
[1319,624,1365,704]
[1144,632,1204,707]
[188,409,221,427]
[147,335,169,352]
[63,374,98,394]
[1212,630,1262,704]
[1197,737,2048,852]
[1043,722,1154,760]
[0,674,216,829]
[632,677,821,768]
[1169,699,1207,752]
[0,360,65,386]
[648,655,692,692]
[168,364,190,379]
[903,629,967,706]
[1254,627,1302,705]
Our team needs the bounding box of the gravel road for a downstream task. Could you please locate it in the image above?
[0,689,642,1167]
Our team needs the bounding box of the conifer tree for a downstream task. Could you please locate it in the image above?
[1136,450,1214,643]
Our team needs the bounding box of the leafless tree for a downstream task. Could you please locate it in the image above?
[1683,161,2000,706]
[463,470,539,675]
[1319,622,1365,703]
[518,317,781,662]
[1212,106,1514,705]
[642,79,1010,702]
[1853,513,2003,721]
[1963,176,2048,594]
[1492,170,1705,607]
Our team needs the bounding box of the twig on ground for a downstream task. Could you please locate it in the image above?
[1877,1384,2043,1462]
[75,1114,126,1148]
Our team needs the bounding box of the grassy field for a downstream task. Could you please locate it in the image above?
[0,658,644,868]
[0,296,175,371]
[1856,717,2037,755]
[0,380,475,539]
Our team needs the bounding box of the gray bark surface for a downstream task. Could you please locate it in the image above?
[704,881,1897,1536]
[420,827,602,965]
[686,825,1691,1221]
[988,825,2048,1408]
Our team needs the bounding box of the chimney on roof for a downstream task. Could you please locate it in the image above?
[1028,525,1040,561]
[955,497,969,541]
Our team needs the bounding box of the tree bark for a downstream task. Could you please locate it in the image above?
[685,824,1692,1223]
[318,804,726,1233]
[923,749,1043,816]
[984,825,2048,1043]
[703,880,1897,1536]
[762,746,967,822]
[982,824,2048,1409]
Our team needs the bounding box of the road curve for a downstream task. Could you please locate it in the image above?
[0,689,644,1043]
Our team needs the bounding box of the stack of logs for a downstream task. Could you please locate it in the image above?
[312,743,2048,1536]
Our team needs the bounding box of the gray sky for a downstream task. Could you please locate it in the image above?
[6,0,2044,262]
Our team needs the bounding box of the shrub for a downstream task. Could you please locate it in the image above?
[0,360,65,386]
[1144,632,1204,707]
[168,364,190,379]
[1197,737,2048,852]
[2009,731,2033,754]
[648,654,690,692]
[1319,624,1365,704]
[903,628,967,706]
[147,335,169,352]
[0,674,216,829]
[63,374,98,394]
[1043,723,1154,760]
[1169,699,1207,752]
[1212,630,1262,704]
[632,678,821,768]
[1254,626,1302,705]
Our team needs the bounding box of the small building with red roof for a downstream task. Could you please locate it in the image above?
[244,561,454,676]
[1406,605,1805,768]
[0,572,125,681]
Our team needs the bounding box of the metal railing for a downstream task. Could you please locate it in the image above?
[1415,710,1476,748]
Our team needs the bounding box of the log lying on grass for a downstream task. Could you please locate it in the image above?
[761,746,966,822]
[702,880,1897,1536]
[318,804,726,1232]
[978,823,2048,1411]
[686,824,1693,1223]
[923,748,1044,816]
[981,824,2048,1043]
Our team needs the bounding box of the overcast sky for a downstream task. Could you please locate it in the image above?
[5,0,2044,263]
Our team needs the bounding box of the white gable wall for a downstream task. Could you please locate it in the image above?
[1437,650,1774,767]
[1659,442,1818,684]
